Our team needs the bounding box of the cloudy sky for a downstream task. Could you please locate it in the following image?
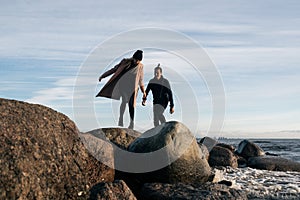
[1,0,300,138]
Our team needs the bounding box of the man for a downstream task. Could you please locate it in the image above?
[142,64,174,127]
[97,50,146,129]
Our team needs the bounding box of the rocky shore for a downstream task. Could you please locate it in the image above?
[222,166,300,199]
[1,98,299,199]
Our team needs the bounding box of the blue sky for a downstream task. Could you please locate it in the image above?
[1,0,300,138]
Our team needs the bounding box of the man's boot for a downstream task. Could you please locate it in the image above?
[128,121,134,129]
[118,117,124,127]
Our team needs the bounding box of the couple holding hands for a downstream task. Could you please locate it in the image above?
[97,50,174,129]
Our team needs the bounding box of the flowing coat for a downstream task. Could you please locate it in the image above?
[96,58,144,107]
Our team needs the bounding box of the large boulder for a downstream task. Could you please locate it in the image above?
[128,121,211,184]
[140,182,248,200]
[248,156,300,172]
[208,146,238,168]
[236,140,265,159]
[89,180,137,200]
[0,98,114,199]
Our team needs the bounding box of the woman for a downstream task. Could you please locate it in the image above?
[97,50,146,129]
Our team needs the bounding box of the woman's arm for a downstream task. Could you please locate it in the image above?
[99,59,123,81]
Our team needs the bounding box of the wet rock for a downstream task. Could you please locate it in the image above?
[216,143,235,152]
[236,140,265,159]
[209,146,238,168]
[140,182,248,200]
[0,98,114,199]
[248,156,300,172]
[236,156,248,168]
[265,152,279,156]
[89,180,137,200]
[218,180,233,186]
[128,121,211,184]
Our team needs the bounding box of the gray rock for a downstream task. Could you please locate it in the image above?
[199,136,218,152]
[236,140,265,159]
[140,182,248,200]
[128,121,211,184]
[248,156,300,172]
[198,143,210,160]
[209,146,238,168]
[89,180,137,200]
[0,98,114,200]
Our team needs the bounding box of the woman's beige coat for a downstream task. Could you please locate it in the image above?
[96,58,144,107]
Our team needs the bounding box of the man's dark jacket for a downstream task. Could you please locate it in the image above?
[145,76,174,109]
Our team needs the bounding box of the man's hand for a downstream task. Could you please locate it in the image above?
[142,93,147,106]
[170,107,174,114]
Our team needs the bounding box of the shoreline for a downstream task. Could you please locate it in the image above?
[219,166,300,199]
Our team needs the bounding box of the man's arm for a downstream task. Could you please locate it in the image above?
[165,79,174,114]
[145,82,152,99]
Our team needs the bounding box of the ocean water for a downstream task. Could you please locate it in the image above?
[217,138,300,163]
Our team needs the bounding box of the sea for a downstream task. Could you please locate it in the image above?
[217,138,300,163]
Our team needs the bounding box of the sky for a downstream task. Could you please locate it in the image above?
[1,0,300,138]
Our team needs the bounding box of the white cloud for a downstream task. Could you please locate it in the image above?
[25,76,75,112]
